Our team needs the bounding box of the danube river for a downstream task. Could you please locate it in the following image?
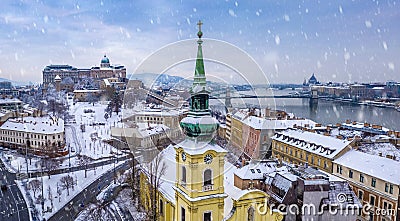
[211,88,400,131]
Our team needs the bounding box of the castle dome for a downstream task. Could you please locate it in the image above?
[101,54,110,64]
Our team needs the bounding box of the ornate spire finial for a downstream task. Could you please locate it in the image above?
[197,20,203,38]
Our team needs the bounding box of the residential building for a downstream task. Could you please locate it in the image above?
[229,110,248,148]
[124,108,186,130]
[0,98,23,110]
[333,150,400,221]
[242,116,318,160]
[271,129,354,173]
[0,116,66,156]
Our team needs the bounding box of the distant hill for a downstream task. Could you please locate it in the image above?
[128,73,188,88]
[0,77,27,86]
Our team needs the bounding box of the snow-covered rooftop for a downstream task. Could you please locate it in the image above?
[272,129,352,159]
[175,139,227,155]
[341,122,389,134]
[136,123,169,137]
[235,161,278,180]
[334,150,400,185]
[0,116,64,134]
[0,98,22,104]
[358,142,400,161]
[243,116,317,130]
[231,110,247,121]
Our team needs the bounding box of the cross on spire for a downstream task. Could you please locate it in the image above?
[197,20,203,38]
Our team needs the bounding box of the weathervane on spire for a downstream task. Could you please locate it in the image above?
[197,20,203,38]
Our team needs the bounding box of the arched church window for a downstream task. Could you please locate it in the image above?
[182,166,186,184]
[204,169,212,186]
[248,206,255,221]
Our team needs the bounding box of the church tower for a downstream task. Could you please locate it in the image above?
[175,21,227,221]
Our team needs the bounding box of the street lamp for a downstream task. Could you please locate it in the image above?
[25,137,29,177]
[113,158,116,185]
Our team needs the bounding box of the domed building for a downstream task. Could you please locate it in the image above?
[42,54,127,89]
[100,54,110,68]
[307,73,319,85]
[90,54,126,80]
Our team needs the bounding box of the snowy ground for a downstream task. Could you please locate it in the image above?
[16,160,126,220]
[68,101,124,160]
[0,101,127,174]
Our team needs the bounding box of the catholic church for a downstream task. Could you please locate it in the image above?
[139,21,283,221]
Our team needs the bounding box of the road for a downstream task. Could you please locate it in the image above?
[0,159,30,221]
[21,154,130,179]
[48,160,131,221]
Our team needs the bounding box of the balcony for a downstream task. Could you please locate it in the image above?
[203,184,213,191]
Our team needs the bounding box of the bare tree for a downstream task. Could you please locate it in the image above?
[57,182,62,202]
[60,175,74,196]
[40,157,59,178]
[28,179,42,198]
[86,93,99,106]
[77,155,92,178]
[145,152,167,221]
[47,186,53,209]
[128,154,140,207]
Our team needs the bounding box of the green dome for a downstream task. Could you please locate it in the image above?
[101,55,110,63]
[180,115,219,138]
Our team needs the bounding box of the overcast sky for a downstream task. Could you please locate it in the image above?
[0,0,399,84]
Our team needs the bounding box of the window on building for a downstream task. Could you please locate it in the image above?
[181,166,186,184]
[181,207,185,221]
[383,201,388,210]
[371,178,376,187]
[159,199,163,215]
[369,195,375,206]
[389,184,393,194]
[349,170,353,178]
[204,169,212,186]
[358,190,363,201]
[204,212,211,221]
[385,183,389,192]
[248,206,255,221]
[360,174,364,183]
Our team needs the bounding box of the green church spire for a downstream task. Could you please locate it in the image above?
[192,20,207,89]
[180,20,218,139]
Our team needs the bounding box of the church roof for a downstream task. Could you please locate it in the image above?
[175,139,227,155]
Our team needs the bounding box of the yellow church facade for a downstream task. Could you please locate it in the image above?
[139,143,283,221]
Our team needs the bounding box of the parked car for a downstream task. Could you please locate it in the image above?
[1,181,7,191]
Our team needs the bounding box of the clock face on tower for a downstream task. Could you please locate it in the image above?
[204,154,213,164]
[182,152,186,161]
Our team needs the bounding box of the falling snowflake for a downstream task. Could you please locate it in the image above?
[365,20,372,28]
[275,35,280,45]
